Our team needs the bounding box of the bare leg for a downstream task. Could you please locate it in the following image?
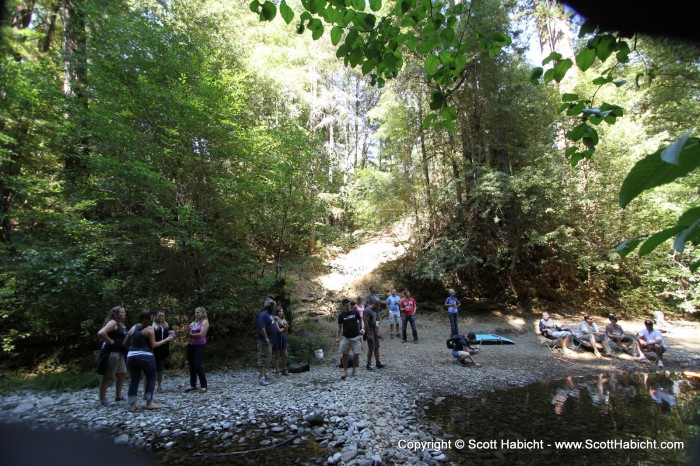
[590,336,601,357]
[352,354,358,376]
[115,373,126,399]
[156,371,163,392]
[341,352,349,378]
[99,376,112,403]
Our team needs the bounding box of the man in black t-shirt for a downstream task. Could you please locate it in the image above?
[336,298,364,379]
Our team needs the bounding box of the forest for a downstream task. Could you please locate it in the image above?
[1,0,698,372]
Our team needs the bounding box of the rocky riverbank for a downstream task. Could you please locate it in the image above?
[2,313,699,465]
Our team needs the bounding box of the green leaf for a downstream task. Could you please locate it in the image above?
[613,79,627,87]
[424,55,440,75]
[438,50,453,65]
[570,152,585,167]
[639,227,683,256]
[330,26,343,45]
[576,47,596,71]
[674,219,700,254]
[280,1,294,24]
[553,59,573,82]
[530,67,543,85]
[678,206,700,226]
[400,0,411,14]
[429,91,445,110]
[260,0,277,21]
[595,34,616,61]
[423,113,438,130]
[619,137,700,207]
[615,237,644,258]
[309,19,324,40]
[542,51,562,65]
[565,146,578,157]
[566,123,589,142]
[490,32,511,46]
[362,58,376,75]
[661,129,694,165]
[562,93,578,102]
[566,102,585,116]
[543,68,555,84]
[417,38,436,54]
[440,106,457,121]
[369,0,381,12]
[249,0,261,13]
[592,76,609,86]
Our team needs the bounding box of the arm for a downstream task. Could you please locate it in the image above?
[146,327,173,349]
[190,320,209,338]
[539,320,549,335]
[97,320,118,344]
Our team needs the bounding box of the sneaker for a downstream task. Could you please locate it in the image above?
[396,333,400,338]
[259,376,269,386]
[459,359,468,367]
[402,340,407,343]
[99,400,111,407]
[657,360,664,369]
[390,334,394,339]
[376,363,386,369]
[366,364,375,371]
[414,339,418,344]
[114,397,126,402]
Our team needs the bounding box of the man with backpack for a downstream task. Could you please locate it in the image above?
[447,332,481,368]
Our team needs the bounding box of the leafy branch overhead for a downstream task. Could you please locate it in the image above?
[250,0,512,132]
[615,133,700,271]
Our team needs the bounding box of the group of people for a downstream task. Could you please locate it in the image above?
[335,286,427,379]
[539,311,667,367]
[256,298,289,386]
[97,306,210,410]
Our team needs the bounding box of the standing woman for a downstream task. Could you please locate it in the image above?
[152,310,173,393]
[186,306,209,393]
[97,306,128,407]
[275,307,289,376]
[124,310,174,411]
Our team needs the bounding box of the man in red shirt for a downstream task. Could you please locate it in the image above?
[400,290,418,343]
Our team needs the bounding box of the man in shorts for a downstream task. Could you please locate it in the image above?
[365,286,382,339]
[337,298,364,379]
[386,288,402,339]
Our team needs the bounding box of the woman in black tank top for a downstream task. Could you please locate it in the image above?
[97,306,128,407]
[124,310,174,411]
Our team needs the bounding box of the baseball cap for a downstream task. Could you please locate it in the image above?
[644,319,653,325]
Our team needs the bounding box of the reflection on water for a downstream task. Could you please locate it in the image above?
[428,372,700,465]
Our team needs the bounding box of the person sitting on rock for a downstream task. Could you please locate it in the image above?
[637,319,667,369]
[450,332,481,368]
[579,314,612,358]
[539,311,572,353]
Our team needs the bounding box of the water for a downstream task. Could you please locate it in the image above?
[427,372,700,465]
[147,427,325,465]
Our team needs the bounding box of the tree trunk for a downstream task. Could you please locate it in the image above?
[417,92,435,235]
[61,0,89,177]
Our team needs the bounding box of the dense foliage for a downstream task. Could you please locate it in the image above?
[0,0,331,360]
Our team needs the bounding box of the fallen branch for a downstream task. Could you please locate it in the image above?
[193,433,300,457]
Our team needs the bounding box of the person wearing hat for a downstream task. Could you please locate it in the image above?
[604,314,642,358]
[637,319,667,368]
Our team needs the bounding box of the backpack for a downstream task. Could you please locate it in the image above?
[447,336,465,350]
